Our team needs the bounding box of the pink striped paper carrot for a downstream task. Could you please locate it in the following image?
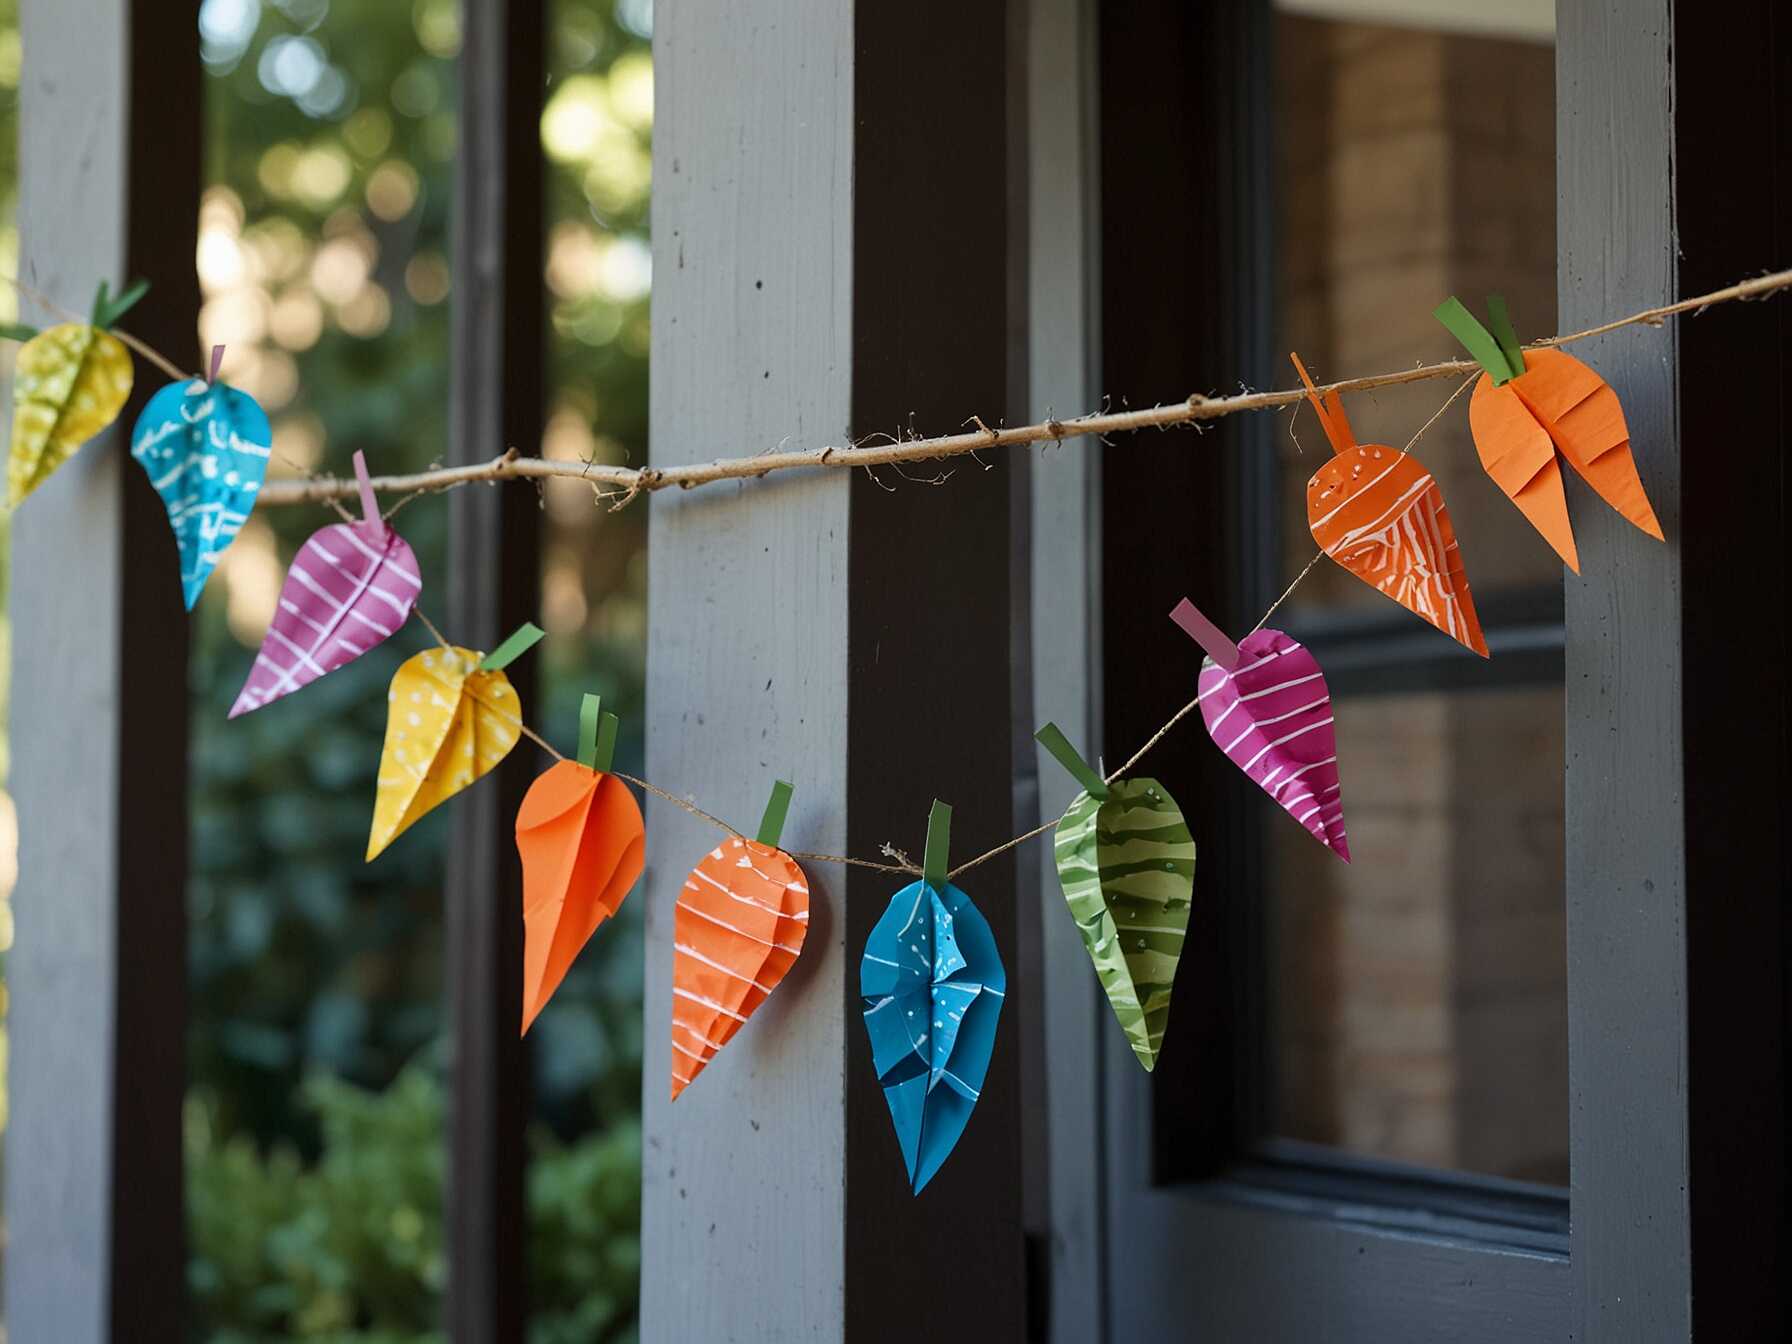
[229,452,421,717]
[1172,599,1350,862]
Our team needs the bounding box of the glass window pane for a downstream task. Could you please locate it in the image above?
[1265,2,1567,1184]
[1267,686,1567,1182]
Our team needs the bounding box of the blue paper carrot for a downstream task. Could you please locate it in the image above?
[130,345,272,608]
[859,801,1006,1194]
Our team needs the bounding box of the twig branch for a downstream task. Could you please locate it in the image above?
[256,266,1792,510]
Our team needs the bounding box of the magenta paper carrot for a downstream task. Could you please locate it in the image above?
[1171,599,1349,862]
[229,451,421,717]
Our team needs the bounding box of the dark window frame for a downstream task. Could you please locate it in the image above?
[1213,2,1571,1196]
[1090,0,1789,1340]
[1104,0,1574,1257]
[441,4,546,1338]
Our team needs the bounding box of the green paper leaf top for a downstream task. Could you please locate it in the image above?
[577,693,618,773]
[1434,295,1522,384]
[1484,294,1527,379]
[91,277,150,330]
[756,779,794,849]
[1035,722,1108,800]
[478,621,545,672]
[922,799,952,892]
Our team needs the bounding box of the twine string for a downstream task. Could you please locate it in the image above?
[612,770,743,841]
[429,629,904,870]
[8,267,1786,513]
[411,606,454,653]
[231,266,1792,511]
[1250,549,1328,637]
[18,266,1790,889]
[1,274,192,382]
[1401,372,1477,454]
[947,364,1472,882]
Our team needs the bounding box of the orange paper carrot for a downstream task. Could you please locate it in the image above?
[1295,353,1488,658]
[670,780,809,1100]
[515,695,644,1034]
[1436,296,1663,572]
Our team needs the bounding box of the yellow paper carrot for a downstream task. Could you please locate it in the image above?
[6,280,147,507]
[366,623,544,861]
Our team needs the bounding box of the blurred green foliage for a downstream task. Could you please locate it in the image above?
[188,1067,642,1343]
[0,0,651,1330]
[179,0,652,1338]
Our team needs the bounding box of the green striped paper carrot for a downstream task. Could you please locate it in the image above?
[1038,724,1195,1071]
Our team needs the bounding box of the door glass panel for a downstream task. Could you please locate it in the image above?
[1265,0,1567,1184]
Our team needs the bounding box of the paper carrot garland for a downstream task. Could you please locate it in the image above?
[130,343,273,608]
[1294,353,1488,658]
[1172,599,1349,861]
[516,695,645,1033]
[5,280,145,507]
[229,451,422,716]
[366,621,543,861]
[1435,296,1664,572]
[670,779,810,1099]
[1036,724,1193,1071]
[860,801,1005,1194]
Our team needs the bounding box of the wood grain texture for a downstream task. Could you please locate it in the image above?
[644,3,1023,1338]
[640,2,854,1338]
[4,1,197,1338]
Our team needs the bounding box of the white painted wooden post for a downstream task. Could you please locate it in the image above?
[640,3,854,1336]
[642,2,1024,1338]
[5,1,198,1337]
